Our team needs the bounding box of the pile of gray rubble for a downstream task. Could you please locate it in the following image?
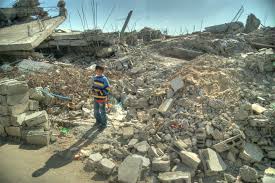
[0,79,51,146]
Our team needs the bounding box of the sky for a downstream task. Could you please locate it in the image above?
[1,0,275,34]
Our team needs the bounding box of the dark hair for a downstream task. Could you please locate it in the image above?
[95,65,104,71]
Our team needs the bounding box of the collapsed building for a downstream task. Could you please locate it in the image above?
[0,1,275,183]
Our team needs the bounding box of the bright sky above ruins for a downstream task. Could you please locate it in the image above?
[1,0,275,34]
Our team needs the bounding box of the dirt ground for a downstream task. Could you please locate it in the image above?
[0,141,106,183]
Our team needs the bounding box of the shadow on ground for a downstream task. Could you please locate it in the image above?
[32,125,101,177]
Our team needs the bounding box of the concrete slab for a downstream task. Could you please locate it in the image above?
[240,143,264,162]
[118,155,143,183]
[0,16,65,52]
[158,171,191,183]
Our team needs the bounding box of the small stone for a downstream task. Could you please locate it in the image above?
[164,134,172,142]
[122,126,134,139]
[170,77,184,92]
[97,158,115,175]
[267,151,275,159]
[134,141,150,154]
[128,138,138,147]
[240,165,258,183]
[224,173,236,183]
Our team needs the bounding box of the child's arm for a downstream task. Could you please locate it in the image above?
[103,77,111,95]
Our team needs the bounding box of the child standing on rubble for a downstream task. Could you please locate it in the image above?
[90,65,111,130]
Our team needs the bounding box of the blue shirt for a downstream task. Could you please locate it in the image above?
[91,75,110,100]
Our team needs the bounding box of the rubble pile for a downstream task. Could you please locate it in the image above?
[0,5,274,182]
[0,79,51,146]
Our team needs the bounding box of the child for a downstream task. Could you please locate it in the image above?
[91,65,111,130]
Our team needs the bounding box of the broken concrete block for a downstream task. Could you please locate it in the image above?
[212,134,244,153]
[5,126,21,137]
[118,155,143,183]
[29,100,39,111]
[152,159,170,172]
[179,151,201,169]
[199,148,227,176]
[85,153,103,171]
[244,14,261,33]
[0,106,9,115]
[240,143,264,162]
[170,77,184,92]
[267,151,275,159]
[24,111,48,127]
[29,87,45,101]
[26,130,50,146]
[97,158,115,175]
[158,99,173,114]
[148,146,160,158]
[263,167,275,183]
[0,79,28,95]
[9,102,29,115]
[249,118,269,127]
[132,154,150,168]
[89,153,103,162]
[10,113,26,126]
[134,141,150,154]
[1,102,29,116]
[173,139,188,151]
[7,92,29,106]
[122,126,134,139]
[172,163,196,177]
[158,171,191,183]
[0,124,7,137]
[0,115,11,127]
[128,138,138,147]
[0,92,29,106]
[240,165,258,183]
[252,103,266,114]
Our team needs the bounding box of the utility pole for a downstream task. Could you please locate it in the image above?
[120,10,133,35]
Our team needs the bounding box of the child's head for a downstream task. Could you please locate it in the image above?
[95,65,104,75]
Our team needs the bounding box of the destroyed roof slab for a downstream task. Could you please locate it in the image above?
[0,16,65,52]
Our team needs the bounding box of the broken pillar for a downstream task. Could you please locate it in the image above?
[244,14,261,33]
[205,22,244,33]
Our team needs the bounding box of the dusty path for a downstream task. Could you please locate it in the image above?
[0,142,102,183]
